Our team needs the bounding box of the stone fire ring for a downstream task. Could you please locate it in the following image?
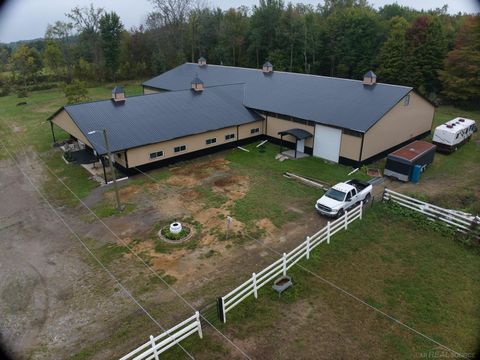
[158,224,195,244]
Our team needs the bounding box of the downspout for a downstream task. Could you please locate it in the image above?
[50,120,57,144]
[358,133,365,167]
[265,114,268,137]
[124,150,129,169]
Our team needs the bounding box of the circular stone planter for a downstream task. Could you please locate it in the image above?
[158,224,195,244]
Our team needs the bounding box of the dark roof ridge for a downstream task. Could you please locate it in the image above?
[183,62,412,90]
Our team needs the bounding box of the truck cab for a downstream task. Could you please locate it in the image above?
[315,179,372,217]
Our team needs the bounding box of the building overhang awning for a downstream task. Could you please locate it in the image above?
[278,128,313,140]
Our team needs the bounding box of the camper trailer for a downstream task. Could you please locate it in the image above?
[384,141,436,182]
[432,117,477,153]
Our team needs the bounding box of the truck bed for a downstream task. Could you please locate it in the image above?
[347,179,370,192]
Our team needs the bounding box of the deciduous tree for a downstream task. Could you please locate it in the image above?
[440,16,480,107]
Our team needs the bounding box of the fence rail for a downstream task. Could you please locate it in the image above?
[119,312,202,360]
[383,188,480,237]
[220,202,363,322]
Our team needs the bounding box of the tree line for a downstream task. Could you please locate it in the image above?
[0,0,479,107]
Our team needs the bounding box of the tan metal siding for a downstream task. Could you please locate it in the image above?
[238,120,265,139]
[126,121,264,167]
[115,152,127,167]
[266,116,314,148]
[339,133,362,161]
[51,109,92,147]
[361,92,434,160]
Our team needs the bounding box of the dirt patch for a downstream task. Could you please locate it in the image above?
[165,175,200,187]
[256,218,277,235]
[11,124,25,133]
[169,158,230,181]
[104,184,142,203]
[212,175,249,202]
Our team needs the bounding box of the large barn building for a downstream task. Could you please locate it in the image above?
[49,59,435,175]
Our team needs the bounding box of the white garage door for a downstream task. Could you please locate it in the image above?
[313,124,342,163]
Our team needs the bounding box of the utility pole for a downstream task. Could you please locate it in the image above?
[88,129,123,211]
[102,128,123,211]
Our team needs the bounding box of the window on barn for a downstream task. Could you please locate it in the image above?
[174,145,186,153]
[250,128,260,134]
[404,94,410,106]
[206,138,217,145]
[225,133,235,141]
[149,150,164,159]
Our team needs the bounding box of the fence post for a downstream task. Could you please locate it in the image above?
[383,187,388,201]
[306,236,311,259]
[360,201,363,220]
[344,209,349,230]
[327,221,331,244]
[195,311,203,339]
[282,253,287,276]
[252,272,258,299]
[150,335,159,360]
[217,297,226,323]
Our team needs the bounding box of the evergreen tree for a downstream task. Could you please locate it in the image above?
[325,6,382,78]
[100,12,124,81]
[377,16,409,85]
[405,15,447,96]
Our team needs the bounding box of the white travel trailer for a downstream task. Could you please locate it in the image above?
[432,117,477,153]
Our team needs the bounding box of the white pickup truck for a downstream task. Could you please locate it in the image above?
[315,179,372,217]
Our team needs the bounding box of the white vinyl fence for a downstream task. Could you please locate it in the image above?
[119,312,202,360]
[383,188,480,237]
[219,202,363,323]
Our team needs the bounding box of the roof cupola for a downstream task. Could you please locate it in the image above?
[262,61,273,74]
[191,74,204,92]
[363,70,377,86]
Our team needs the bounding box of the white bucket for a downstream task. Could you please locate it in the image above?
[170,222,182,234]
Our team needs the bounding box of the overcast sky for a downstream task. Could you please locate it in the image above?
[0,0,479,43]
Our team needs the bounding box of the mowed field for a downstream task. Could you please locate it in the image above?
[0,86,479,359]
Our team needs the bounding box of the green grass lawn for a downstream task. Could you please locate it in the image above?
[219,202,480,359]
[0,82,143,206]
[224,142,370,228]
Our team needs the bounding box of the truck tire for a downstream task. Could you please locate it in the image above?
[363,193,371,205]
[337,209,344,218]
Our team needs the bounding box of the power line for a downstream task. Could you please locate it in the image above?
[241,232,469,360]
[0,141,195,360]
[132,158,469,359]
[6,133,252,360]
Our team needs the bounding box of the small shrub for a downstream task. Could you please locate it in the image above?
[161,226,191,241]
[64,80,91,104]
[16,87,28,98]
[63,151,74,162]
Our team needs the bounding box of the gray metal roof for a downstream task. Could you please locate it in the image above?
[112,86,124,93]
[142,63,412,132]
[278,128,313,140]
[62,84,261,155]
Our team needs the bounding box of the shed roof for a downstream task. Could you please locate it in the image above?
[388,140,436,162]
[278,128,313,140]
[143,63,413,132]
[53,84,261,155]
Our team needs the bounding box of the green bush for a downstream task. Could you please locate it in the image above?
[16,87,28,98]
[161,226,191,241]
